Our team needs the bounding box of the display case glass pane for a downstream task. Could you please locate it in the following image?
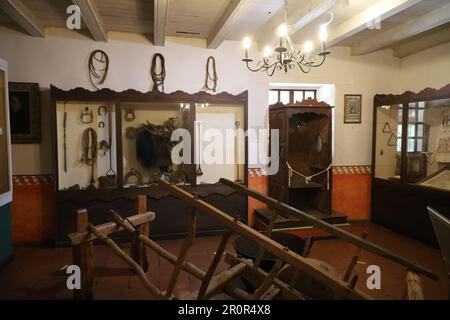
[195,103,245,184]
[293,91,303,103]
[0,70,10,195]
[280,91,290,104]
[375,104,403,180]
[121,102,190,187]
[56,101,117,190]
[411,98,450,187]
[304,90,315,99]
[269,90,278,105]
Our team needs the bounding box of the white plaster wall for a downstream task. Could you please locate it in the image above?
[0,29,402,174]
[399,42,450,93]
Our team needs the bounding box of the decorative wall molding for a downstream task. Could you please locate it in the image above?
[13,175,53,186]
[333,166,372,175]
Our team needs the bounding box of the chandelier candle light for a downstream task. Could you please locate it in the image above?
[242,0,332,76]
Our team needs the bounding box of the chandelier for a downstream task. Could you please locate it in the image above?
[241,0,332,76]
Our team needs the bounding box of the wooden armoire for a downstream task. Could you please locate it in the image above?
[255,98,347,230]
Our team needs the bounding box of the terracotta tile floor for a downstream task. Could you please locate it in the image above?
[0,221,448,300]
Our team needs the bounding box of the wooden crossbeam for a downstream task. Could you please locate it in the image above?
[68,211,155,245]
[252,260,284,299]
[219,178,439,281]
[343,231,368,282]
[154,0,169,46]
[203,262,247,300]
[72,0,107,42]
[207,0,255,49]
[0,0,45,37]
[87,223,164,299]
[159,180,370,300]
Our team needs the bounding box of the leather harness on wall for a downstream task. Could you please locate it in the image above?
[203,56,218,92]
[151,53,166,92]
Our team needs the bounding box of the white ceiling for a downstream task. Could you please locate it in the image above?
[0,0,449,57]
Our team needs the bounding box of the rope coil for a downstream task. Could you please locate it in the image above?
[88,50,109,90]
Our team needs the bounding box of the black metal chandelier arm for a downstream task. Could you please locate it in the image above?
[296,61,312,73]
[266,63,279,76]
[309,54,327,67]
[244,60,277,73]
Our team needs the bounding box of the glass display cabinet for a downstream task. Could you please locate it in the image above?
[51,86,248,245]
[0,58,12,207]
[372,85,450,245]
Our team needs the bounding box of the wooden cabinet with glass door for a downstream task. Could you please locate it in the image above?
[0,58,12,206]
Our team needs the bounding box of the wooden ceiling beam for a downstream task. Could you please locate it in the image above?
[352,3,450,56]
[154,0,169,46]
[0,0,45,37]
[393,24,450,58]
[207,0,255,49]
[327,0,423,47]
[72,0,107,42]
[257,0,337,48]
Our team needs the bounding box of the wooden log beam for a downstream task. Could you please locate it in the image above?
[327,0,423,47]
[351,2,450,55]
[68,211,155,245]
[198,231,233,299]
[0,0,45,37]
[154,0,169,46]
[207,0,255,49]
[71,0,107,42]
[343,231,368,282]
[159,180,370,300]
[87,223,164,299]
[219,178,439,281]
[165,208,197,297]
[252,260,284,299]
[130,196,149,271]
[203,262,247,300]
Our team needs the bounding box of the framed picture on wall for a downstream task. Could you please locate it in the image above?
[344,94,362,124]
[9,82,41,144]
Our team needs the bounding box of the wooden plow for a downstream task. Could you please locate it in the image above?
[69,179,439,300]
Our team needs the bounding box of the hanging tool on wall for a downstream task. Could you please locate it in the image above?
[235,121,240,182]
[151,53,166,92]
[88,49,109,90]
[98,105,116,189]
[196,121,203,176]
[81,128,98,189]
[80,107,94,124]
[203,56,218,92]
[63,102,68,173]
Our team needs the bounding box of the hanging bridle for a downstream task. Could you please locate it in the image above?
[151,53,166,92]
[203,56,218,92]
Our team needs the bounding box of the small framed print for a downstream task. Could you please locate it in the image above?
[344,94,362,124]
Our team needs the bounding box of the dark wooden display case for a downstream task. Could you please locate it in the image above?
[372,84,450,246]
[257,98,347,230]
[50,86,248,246]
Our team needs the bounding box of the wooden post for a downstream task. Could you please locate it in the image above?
[165,208,197,297]
[198,230,233,299]
[252,260,284,299]
[344,231,368,282]
[131,195,149,272]
[72,209,94,300]
[404,271,424,300]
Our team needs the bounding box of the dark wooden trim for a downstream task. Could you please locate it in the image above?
[50,85,248,104]
[374,83,450,107]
